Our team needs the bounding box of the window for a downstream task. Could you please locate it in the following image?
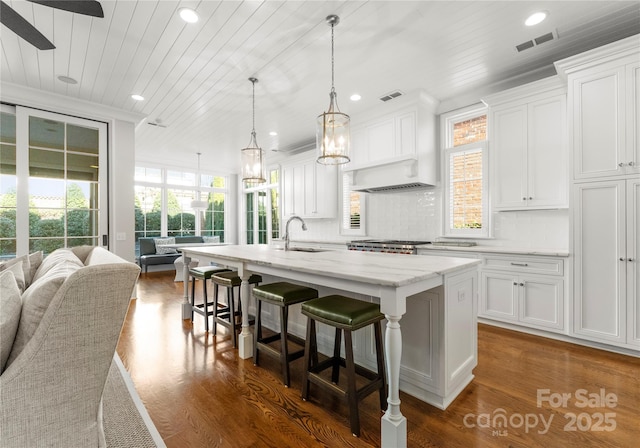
[244,167,279,244]
[441,105,488,237]
[340,172,366,236]
[134,165,228,256]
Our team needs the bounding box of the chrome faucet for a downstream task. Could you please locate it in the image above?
[284,215,307,251]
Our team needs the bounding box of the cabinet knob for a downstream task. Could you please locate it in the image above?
[529,197,533,200]
[618,162,625,167]
[620,257,625,261]
[630,258,635,262]
[522,197,527,201]
[519,282,525,287]
[513,282,518,286]
[629,161,635,167]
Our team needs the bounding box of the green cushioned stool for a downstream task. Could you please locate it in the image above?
[301,295,387,437]
[252,282,319,387]
[211,271,262,347]
[189,266,232,332]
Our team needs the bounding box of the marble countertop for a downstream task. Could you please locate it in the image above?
[180,244,480,287]
[419,245,569,257]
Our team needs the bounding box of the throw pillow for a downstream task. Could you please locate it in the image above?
[6,260,82,366]
[31,248,83,284]
[0,254,30,284]
[0,270,22,373]
[6,262,26,293]
[27,251,44,287]
[155,237,177,254]
[203,236,220,244]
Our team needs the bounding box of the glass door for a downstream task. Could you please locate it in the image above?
[1,105,108,256]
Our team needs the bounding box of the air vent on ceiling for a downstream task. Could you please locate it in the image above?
[515,30,557,52]
[379,90,404,102]
[147,121,167,128]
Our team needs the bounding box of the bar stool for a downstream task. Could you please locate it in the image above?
[211,271,262,347]
[189,265,231,332]
[252,282,318,387]
[301,295,387,437]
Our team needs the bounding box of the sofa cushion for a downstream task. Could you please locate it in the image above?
[32,248,83,284]
[7,260,83,366]
[155,237,177,254]
[0,270,22,373]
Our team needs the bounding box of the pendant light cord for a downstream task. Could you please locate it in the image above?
[331,21,335,92]
[252,79,256,133]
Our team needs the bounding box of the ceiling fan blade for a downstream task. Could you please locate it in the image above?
[0,1,55,50]
[27,0,104,18]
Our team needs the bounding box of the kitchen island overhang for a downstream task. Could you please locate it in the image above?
[176,244,480,448]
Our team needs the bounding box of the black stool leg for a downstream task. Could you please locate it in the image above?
[344,329,360,437]
[228,286,237,347]
[301,317,316,401]
[331,327,341,383]
[280,305,290,387]
[253,298,262,364]
[374,322,388,410]
[190,275,196,321]
[212,283,219,335]
[202,277,209,333]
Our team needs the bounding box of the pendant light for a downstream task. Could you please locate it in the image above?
[241,77,266,184]
[190,152,208,211]
[316,14,350,165]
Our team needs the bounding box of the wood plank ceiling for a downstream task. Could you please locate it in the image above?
[1,0,639,172]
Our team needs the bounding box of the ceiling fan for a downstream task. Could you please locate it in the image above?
[0,0,103,50]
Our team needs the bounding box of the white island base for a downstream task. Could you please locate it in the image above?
[177,245,479,447]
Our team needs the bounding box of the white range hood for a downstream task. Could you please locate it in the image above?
[344,91,439,193]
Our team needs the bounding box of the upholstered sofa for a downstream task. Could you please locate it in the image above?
[0,246,140,447]
[138,236,202,273]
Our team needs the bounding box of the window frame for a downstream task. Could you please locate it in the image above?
[440,104,489,238]
[340,171,366,236]
[242,165,280,244]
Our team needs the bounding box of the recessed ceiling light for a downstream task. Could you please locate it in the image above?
[179,8,199,23]
[57,75,77,84]
[131,94,144,101]
[525,11,547,26]
[269,131,278,136]
[350,94,362,101]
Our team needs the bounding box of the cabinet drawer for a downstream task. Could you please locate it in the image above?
[482,256,564,276]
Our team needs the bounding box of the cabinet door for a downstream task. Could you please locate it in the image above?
[519,275,564,330]
[396,112,416,157]
[627,178,640,346]
[573,181,626,344]
[492,105,527,209]
[626,62,640,176]
[303,161,316,216]
[367,118,395,163]
[314,164,337,218]
[572,67,626,180]
[528,96,567,208]
[282,165,294,217]
[480,271,518,321]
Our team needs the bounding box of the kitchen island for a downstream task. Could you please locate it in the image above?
[178,244,480,447]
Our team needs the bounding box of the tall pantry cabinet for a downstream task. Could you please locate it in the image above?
[556,35,640,350]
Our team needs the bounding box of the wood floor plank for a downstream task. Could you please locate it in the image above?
[117,271,640,447]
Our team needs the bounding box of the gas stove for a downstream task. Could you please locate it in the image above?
[346,240,432,254]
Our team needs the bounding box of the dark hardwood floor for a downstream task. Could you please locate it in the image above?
[117,271,640,447]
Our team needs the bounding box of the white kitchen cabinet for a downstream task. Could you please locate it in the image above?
[479,255,565,332]
[573,179,640,348]
[281,154,337,219]
[487,79,567,210]
[555,39,639,180]
[350,111,416,166]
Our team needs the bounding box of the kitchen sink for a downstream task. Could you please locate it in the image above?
[276,247,327,253]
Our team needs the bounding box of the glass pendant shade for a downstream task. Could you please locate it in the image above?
[241,78,266,184]
[316,14,350,165]
[317,89,350,165]
[241,130,266,184]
